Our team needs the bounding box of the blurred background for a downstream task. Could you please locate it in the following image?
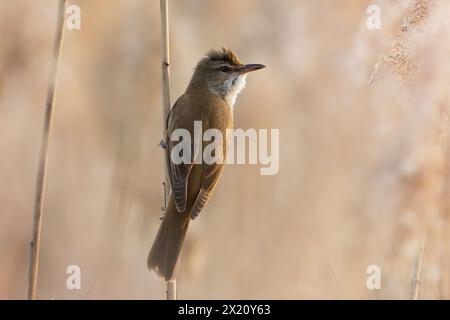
[1,0,450,299]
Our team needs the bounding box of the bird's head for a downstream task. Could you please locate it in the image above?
[188,48,265,107]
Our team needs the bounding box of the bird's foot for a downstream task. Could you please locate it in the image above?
[159,139,168,149]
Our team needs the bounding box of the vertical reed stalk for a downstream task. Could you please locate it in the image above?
[410,232,427,300]
[27,0,67,300]
[166,280,176,300]
[159,0,176,300]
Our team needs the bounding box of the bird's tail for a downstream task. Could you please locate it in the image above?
[147,195,191,281]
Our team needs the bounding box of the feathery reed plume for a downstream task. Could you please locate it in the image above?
[27,0,67,300]
[159,0,176,300]
[369,0,435,85]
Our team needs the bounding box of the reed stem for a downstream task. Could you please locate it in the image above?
[159,0,176,300]
[27,0,67,300]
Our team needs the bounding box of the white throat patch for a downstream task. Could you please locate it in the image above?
[225,73,247,108]
[208,73,247,111]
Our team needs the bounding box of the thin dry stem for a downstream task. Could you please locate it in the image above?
[159,0,176,300]
[160,0,171,207]
[27,0,67,300]
[410,232,427,300]
[166,280,176,300]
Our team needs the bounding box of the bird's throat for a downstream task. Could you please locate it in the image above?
[208,74,247,110]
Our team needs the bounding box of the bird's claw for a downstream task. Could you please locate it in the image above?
[159,139,168,149]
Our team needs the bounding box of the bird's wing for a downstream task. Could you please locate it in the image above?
[165,97,198,213]
[190,161,224,219]
[190,110,229,219]
[167,145,194,213]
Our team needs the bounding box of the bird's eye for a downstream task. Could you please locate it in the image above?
[219,65,231,73]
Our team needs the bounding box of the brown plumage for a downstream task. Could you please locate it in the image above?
[148,48,265,281]
[206,47,242,66]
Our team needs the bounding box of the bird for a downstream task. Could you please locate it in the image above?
[148,47,265,281]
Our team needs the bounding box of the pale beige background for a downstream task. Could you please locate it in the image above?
[1,0,449,299]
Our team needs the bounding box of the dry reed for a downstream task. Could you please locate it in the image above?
[27,0,67,300]
[159,0,176,300]
[410,232,427,299]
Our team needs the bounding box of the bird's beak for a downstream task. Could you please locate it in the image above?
[238,64,266,74]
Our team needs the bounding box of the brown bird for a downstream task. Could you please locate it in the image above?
[148,48,265,281]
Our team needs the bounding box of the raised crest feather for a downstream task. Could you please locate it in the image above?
[206,47,242,66]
